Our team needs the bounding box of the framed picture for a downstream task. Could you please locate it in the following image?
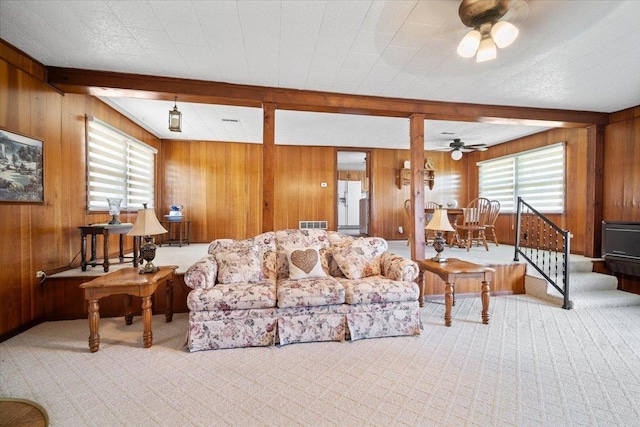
[0,128,44,203]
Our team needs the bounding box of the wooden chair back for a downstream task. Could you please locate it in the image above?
[485,200,500,227]
[462,197,491,227]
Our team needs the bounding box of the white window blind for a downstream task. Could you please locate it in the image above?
[478,143,565,214]
[86,116,157,211]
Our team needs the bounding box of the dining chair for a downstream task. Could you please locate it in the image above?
[449,197,491,251]
[484,200,501,247]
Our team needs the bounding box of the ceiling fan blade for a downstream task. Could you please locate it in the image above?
[475,147,489,152]
[466,143,487,149]
[460,148,475,153]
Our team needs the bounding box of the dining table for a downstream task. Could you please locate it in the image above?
[425,207,465,247]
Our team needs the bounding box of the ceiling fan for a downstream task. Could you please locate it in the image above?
[437,138,488,161]
[457,0,529,62]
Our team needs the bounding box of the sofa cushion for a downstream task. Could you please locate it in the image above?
[285,246,326,280]
[215,247,263,284]
[277,277,345,308]
[187,281,277,311]
[338,277,419,305]
[332,240,382,279]
[275,229,331,280]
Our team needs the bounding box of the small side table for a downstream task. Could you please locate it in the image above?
[79,265,178,352]
[79,223,138,272]
[417,258,494,326]
[160,219,191,247]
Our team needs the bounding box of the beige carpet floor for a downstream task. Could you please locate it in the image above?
[2,295,639,426]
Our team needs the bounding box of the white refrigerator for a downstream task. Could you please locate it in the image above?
[338,180,362,231]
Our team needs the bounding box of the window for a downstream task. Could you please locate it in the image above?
[478,142,565,213]
[86,116,157,211]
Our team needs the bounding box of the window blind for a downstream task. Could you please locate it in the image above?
[478,142,565,214]
[86,116,157,211]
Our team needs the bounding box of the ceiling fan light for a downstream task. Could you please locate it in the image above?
[491,20,519,48]
[451,149,463,161]
[476,36,497,62]
[457,30,481,58]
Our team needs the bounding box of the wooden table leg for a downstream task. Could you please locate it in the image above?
[102,231,110,272]
[118,234,125,263]
[165,278,174,322]
[87,299,100,352]
[124,294,133,325]
[452,283,456,306]
[481,280,490,324]
[141,296,153,348]
[444,282,454,327]
[81,233,88,271]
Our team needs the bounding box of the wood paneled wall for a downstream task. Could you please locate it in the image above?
[466,128,590,254]
[1,44,160,339]
[160,139,263,241]
[370,149,467,240]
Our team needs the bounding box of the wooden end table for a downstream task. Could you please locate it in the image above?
[417,258,495,326]
[79,223,138,272]
[79,265,178,352]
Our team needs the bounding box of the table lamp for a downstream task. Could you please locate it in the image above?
[425,209,455,263]
[128,204,168,274]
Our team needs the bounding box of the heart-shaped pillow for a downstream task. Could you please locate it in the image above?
[290,249,318,274]
[285,247,326,280]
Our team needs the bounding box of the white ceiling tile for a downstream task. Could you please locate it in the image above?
[318,1,370,41]
[360,0,416,34]
[390,22,439,50]
[149,1,201,24]
[350,30,393,55]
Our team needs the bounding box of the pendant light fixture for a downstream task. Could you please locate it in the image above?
[168,96,182,132]
[456,0,519,62]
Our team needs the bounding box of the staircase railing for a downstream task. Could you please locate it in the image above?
[514,197,571,309]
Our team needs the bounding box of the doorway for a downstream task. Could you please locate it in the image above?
[336,150,370,236]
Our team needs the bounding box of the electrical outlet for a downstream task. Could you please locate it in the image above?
[398,226,403,234]
[36,270,45,278]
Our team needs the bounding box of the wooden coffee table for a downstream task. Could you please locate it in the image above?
[417,258,494,326]
[79,266,178,352]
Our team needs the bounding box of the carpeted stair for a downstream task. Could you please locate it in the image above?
[525,256,640,309]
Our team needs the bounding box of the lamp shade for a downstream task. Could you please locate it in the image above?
[457,29,481,58]
[128,208,168,236]
[491,20,519,48]
[476,36,497,62]
[426,209,455,232]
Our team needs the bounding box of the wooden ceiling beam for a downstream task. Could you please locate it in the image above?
[46,66,609,127]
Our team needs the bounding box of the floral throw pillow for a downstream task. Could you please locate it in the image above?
[285,247,326,280]
[332,241,381,279]
[214,246,263,284]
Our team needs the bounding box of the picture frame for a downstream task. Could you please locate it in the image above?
[0,128,44,203]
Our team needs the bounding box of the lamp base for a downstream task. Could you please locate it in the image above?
[431,231,449,263]
[138,238,159,274]
[138,261,159,274]
[430,253,449,263]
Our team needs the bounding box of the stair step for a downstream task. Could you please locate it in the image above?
[524,270,640,309]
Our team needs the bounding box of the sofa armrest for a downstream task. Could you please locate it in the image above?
[184,255,217,290]
[380,252,419,282]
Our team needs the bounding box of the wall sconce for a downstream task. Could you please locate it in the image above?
[397,158,436,190]
[168,96,182,132]
[425,158,435,190]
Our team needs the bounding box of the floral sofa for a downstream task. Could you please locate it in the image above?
[184,229,421,351]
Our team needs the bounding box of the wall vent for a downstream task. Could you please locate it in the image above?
[299,221,328,230]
